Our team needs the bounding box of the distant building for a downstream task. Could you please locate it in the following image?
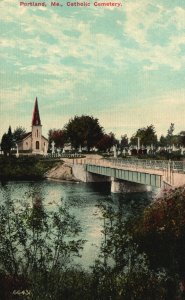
[17,97,48,154]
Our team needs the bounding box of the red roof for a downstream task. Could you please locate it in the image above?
[32,97,41,126]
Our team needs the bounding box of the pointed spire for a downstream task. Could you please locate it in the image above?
[32,97,41,126]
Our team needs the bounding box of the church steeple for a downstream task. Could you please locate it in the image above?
[32,97,41,126]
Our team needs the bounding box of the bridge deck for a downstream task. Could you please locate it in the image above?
[73,158,185,188]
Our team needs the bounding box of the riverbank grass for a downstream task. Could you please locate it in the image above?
[0,156,59,180]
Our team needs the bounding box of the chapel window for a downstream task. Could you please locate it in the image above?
[36,141,39,150]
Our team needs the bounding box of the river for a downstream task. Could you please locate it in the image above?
[0,180,157,269]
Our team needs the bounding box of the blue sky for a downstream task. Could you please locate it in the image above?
[0,0,185,139]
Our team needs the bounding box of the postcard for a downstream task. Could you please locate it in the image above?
[0,1,185,299]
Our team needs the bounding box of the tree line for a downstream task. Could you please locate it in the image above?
[1,116,185,155]
[48,118,185,151]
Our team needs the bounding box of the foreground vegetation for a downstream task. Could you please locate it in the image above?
[0,185,185,299]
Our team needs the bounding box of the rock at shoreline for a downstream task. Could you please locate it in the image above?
[45,162,76,181]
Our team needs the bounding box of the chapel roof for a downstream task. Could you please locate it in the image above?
[16,132,31,144]
[22,132,31,140]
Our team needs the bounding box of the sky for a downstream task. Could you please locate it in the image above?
[0,0,185,140]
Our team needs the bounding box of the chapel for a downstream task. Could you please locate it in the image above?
[17,97,48,154]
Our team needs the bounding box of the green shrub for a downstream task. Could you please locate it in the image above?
[132,186,185,277]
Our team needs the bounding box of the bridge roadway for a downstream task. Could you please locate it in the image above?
[73,158,185,189]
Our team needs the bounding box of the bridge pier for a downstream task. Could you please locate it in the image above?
[72,164,110,182]
[111,177,149,193]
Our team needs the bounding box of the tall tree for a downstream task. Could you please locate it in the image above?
[167,123,175,137]
[178,131,185,147]
[166,123,175,146]
[1,133,9,156]
[1,126,14,156]
[120,134,129,150]
[13,126,27,143]
[65,115,103,151]
[158,135,167,147]
[130,125,157,147]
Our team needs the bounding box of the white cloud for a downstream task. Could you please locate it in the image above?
[0,1,125,73]
[2,0,184,75]
[122,1,185,70]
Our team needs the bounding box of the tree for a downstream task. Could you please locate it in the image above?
[1,126,14,156]
[48,129,66,149]
[159,135,167,147]
[133,186,185,278]
[65,115,103,151]
[91,204,169,300]
[130,125,157,147]
[13,126,26,143]
[179,131,185,147]
[96,132,116,152]
[166,123,175,146]
[120,134,129,150]
[0,189,85,298]
[1,133,9,156]
[167,123,175,137]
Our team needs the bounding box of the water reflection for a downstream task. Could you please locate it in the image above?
[0,180,155,268]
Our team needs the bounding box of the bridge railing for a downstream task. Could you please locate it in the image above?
[73,157,185,173]
[43,153,85,159]
[106,158,185,173]
[171,161,185,172]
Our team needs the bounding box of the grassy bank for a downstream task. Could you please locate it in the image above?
[0,156,59,180]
